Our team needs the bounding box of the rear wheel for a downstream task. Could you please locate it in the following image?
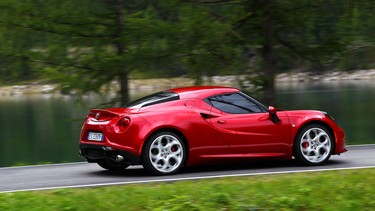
[97,160,129,171]
[142,131,186,175]
[294,124,333,165]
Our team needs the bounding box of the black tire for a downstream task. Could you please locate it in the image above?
[294,124,333,165]
[97,159,129,171]
[142,131,186,175]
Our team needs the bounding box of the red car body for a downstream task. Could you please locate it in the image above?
[79,86,347,175]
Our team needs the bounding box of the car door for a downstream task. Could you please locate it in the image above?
[207,92,291,155]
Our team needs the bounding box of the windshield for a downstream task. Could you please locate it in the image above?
[124,91,179,109]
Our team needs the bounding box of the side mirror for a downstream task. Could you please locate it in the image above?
[268,106,280,124]
[268,106,277,115]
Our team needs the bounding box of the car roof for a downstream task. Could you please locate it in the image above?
[168,86,239,99]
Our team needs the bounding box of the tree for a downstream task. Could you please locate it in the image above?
[0,0,182,105]
[336,0,375,70]
[171,3,242,85]
[185,0,348,105]
[0,1,46,83]
[1,0,373,106]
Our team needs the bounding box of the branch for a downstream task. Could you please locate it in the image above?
[0,51,100,72]
[0,20,112,39]
[46,19,113,28]
[232,12,254,30]
[181,0,246,4]
[275,32,319,63]
[30,59,99,71]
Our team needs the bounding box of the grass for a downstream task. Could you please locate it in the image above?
[1,168,375,211]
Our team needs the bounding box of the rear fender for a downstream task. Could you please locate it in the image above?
[139,109,231,165]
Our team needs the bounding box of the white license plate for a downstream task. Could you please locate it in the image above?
[88,132,103,141]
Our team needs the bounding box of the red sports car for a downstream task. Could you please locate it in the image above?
[79,86,347,175]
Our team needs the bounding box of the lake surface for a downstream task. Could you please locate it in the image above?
[0,80,374,167]
[276,80,375,144]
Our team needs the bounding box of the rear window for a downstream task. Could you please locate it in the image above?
[124,91,179,108]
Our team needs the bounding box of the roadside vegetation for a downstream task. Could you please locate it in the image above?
[1,168,374,210]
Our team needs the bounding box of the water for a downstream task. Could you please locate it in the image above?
[0,80,374,167]
[0,95,91,167]
[276,80,375,144]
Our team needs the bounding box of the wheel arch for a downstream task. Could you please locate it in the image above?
[293,120,336,156]
[140,127,189,165]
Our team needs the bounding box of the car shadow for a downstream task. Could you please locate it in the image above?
[86,158,348,177]
[88,168,149,177]
[182,159,347,173]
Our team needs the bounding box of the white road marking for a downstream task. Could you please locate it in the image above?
[346,144,375,148]
[1,165,375,194]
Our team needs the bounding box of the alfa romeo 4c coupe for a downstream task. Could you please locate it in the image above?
[79,86,347,175]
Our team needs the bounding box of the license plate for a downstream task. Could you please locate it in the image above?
[88,132,103,141]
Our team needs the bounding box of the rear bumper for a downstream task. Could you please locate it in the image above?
[79,144,141,165]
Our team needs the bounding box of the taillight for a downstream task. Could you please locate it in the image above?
[88,112,96,118]
[87,111,115,121]
[115,117,131,132]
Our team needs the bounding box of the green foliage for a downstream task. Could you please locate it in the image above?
[1,169,375,210]
[338,44,375,71]
[1,0,375,103]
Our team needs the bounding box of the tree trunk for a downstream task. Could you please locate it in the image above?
[114,0,129,106]
[119,71,129,106]
[261,43,276,106]
[260,2,276,106]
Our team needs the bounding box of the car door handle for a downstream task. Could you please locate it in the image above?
[217,120,227,124]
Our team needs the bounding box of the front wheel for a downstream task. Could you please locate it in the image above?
[294,124,333,165]
[142,131,186,175]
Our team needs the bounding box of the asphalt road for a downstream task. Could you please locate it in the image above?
[1,145,374,193]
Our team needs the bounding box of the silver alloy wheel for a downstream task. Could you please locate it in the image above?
[149,134,184,173]
[300,127,331,163]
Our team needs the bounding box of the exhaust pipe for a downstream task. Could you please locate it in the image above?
[115,155,124,162]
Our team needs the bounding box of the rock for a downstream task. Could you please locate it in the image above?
[41,85,54,93]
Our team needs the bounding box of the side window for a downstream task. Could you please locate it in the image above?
[125,92,179,109]
[207,93,262,114]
